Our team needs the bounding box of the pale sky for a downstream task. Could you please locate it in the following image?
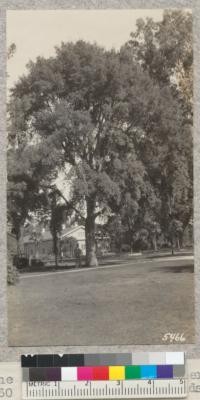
[7,9,164,89]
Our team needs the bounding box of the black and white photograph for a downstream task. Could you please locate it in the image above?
[7,9,194,346]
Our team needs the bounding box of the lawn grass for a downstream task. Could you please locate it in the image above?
[8,257,194,346]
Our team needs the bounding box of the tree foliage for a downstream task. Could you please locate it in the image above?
[8,10,193,264]
[128,10,192,108]
[125,9,193,251]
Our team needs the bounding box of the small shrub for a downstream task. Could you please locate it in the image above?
[7,261,19,285]
[121,244,131,252]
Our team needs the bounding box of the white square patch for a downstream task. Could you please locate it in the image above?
[61,367,77,381]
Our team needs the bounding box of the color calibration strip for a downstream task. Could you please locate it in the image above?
[21,352,184,367]
[21,353,185,382]
[22,364,185,382]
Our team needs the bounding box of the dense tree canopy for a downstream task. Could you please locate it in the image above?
[8,10,193,265]
[128,10,192,107]
[126,9,193,249]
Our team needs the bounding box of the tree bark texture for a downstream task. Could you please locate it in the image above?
[85,198,98,267]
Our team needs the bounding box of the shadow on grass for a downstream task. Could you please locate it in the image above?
[152,264,194,273]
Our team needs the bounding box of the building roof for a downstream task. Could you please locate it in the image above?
[23,225,85,244]
[61,225,84,239]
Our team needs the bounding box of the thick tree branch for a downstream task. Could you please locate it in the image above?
[40,183,86,222]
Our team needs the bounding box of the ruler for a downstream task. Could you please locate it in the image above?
[22,379,187,399]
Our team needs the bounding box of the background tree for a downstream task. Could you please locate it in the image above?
[126,9,193,251]
[168,218,183,255]
[7,141,57,244]
[49,193,68,268]
[128,10,192,106]
[106,215,124,253]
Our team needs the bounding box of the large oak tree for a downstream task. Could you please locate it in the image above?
[8,40,188,265]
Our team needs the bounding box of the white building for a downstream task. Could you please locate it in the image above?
[23,225,86,260]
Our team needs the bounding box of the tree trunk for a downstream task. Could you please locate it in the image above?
[16,235,21,257]
[152,234,157,252]
[52,232,58,269]
[171,238,174,255]
[130,242,134,253]
[179,231,184,248]
[55,245,58,269]
[129,234,134,254]
[177,237,180,251]
[85,199,98,267]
